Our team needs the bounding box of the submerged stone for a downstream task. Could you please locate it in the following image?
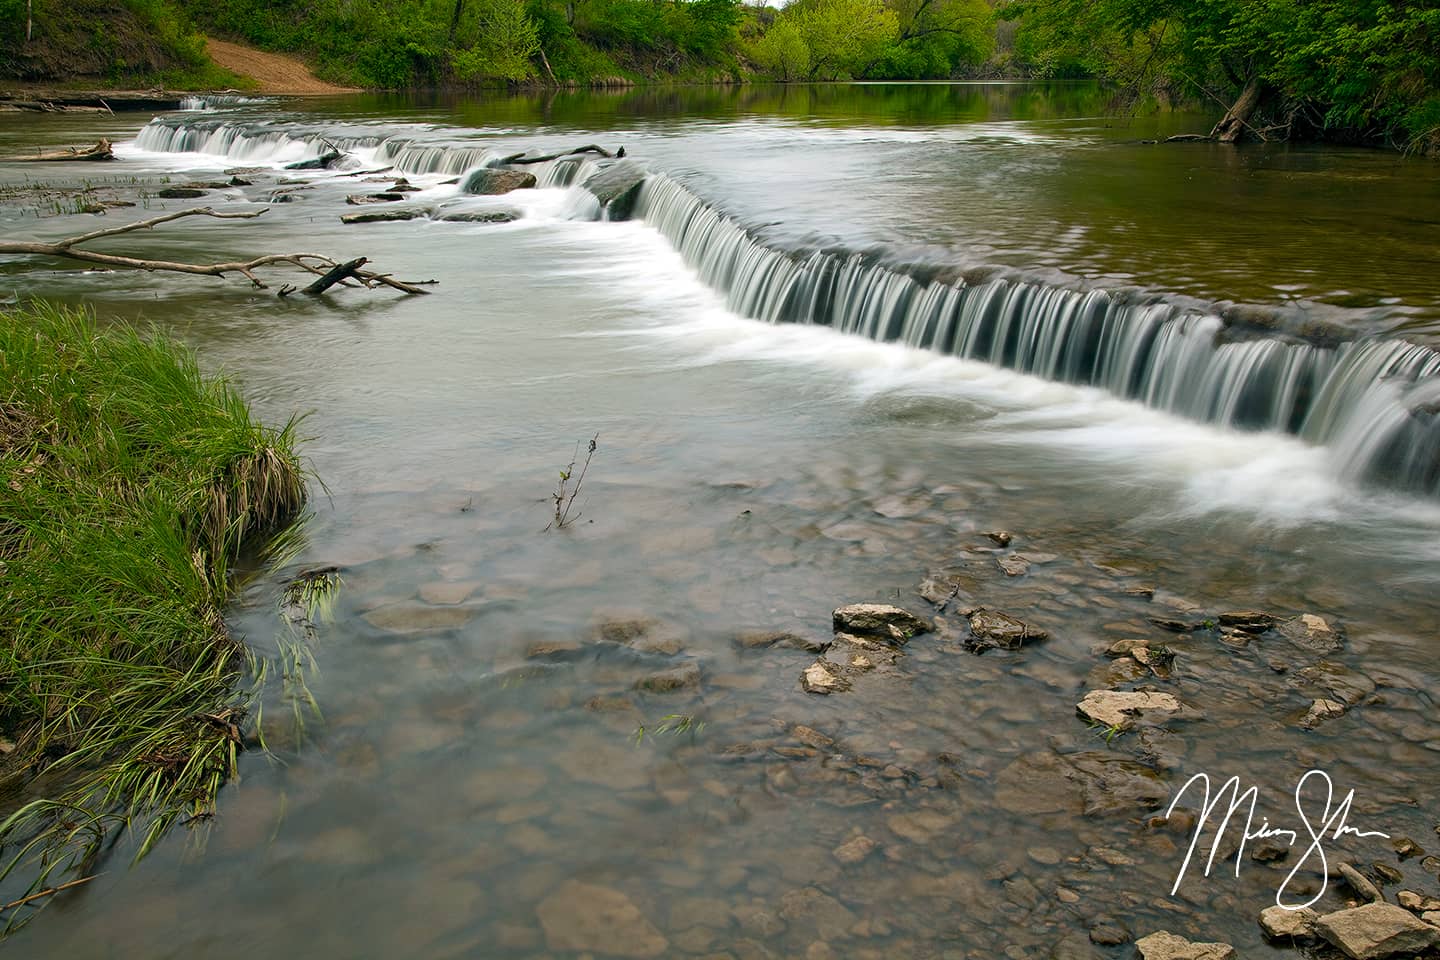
[536,880,668,957]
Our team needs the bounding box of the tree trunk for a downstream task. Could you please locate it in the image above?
[1211,77,1265,144]
[26,0,32,43]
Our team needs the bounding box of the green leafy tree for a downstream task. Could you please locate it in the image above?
[791,0,898,79]
[748,15,809,78]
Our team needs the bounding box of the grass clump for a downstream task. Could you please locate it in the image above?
[0,303,307,929]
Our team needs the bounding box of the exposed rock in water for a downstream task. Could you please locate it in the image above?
[1338,862,1384,903]
[435,210,518,223]
[341,209,421,224]
[1398,890,1440,912]
[155,187,206,198]
[1076,690,1185,731]
[583,160,647,220]
[801,659,851,695]
[985,530,1013,547]
[736,630,830,654]
[832,603,931,644]
[1259,905,1319,941]
[1314,902,1440,959]
[535,880,668,957]
[1280,612,1343,652]
[462,167,538,195]
[968,608,1048,651]
[1135,931,1236,959]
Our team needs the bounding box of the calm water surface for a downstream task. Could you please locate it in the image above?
[2,84,1438,959]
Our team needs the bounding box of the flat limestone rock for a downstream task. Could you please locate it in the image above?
[1076,690,1183,731]
[536,880,668,957]
[801,659,851,695]
[1135,930,1236,960]
[1315,902,1440,959]
[1259,905,1318,941]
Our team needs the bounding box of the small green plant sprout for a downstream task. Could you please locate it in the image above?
[633,713,706,746]
[1088,720,1126,745]
[546,433,598,531]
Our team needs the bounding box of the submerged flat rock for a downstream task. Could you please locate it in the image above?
[536,880,668,957]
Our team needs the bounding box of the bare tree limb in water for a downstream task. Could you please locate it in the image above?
[0,207,433,296]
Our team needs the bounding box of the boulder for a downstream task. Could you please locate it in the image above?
[462,167,538,195]
[832,603,931,644]
[1076,690,1184,731]
[583,159,647,220]
[1134,931,1235,960]
[155,187,205,198]
[536,880,668,957]
[1315,902,1440,959]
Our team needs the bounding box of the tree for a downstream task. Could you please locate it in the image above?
[450,0,540,80]
[789,0,898,79]
[748,16,809,78]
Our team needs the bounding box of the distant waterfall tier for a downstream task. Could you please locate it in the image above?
[134,119,592,187]
[631,174,1440,497]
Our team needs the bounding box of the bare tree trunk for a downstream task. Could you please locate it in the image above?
[26,0,32,43]
[1211,77,1265,143]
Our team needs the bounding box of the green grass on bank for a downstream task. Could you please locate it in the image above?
[0,304,306,927]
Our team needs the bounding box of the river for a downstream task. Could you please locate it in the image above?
[3,83,1439,959]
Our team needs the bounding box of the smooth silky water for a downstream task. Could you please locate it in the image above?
[3,84,1439,959]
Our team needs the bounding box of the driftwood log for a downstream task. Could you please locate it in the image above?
[0,139,114,162]
[0,207,432,296]
[500,144,619,165]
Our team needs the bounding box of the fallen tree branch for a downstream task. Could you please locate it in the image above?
[500,144,617,165]
[0,139,114,162]
[0,207,431,296]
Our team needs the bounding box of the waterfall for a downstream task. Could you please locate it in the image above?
[631,174,1440,497]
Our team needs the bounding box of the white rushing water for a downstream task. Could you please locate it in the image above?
[125,116,1440,501]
